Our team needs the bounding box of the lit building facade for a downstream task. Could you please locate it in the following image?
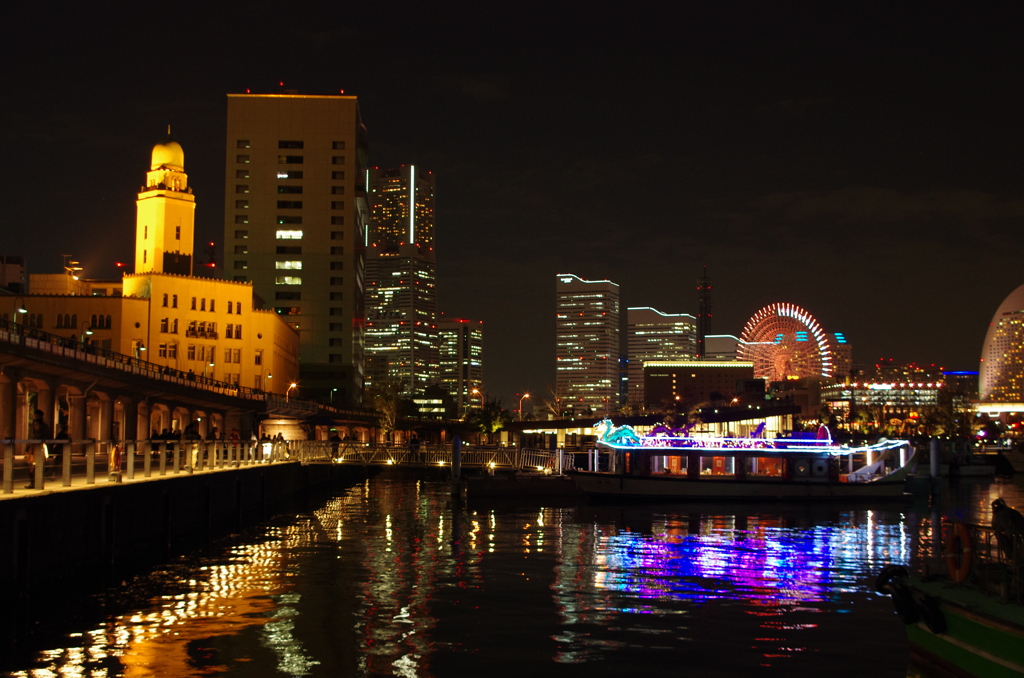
[1,141,299,391]
[555,273,620,416]
[705,335,740,360]
[364,166,438,395]
[626,307,696,409]
[437,318,483,418]
[224,93,369,404]
[980,283,1024,404]
[364,245,437,395]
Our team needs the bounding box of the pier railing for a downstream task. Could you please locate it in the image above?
[1,439,574,493]
[927,521,1024,604]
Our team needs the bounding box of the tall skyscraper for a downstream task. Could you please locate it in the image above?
[438,318,483,418]
[224,94,369,404]
[364,166,438,396]
[626,307,697,409]
[555,273,620,417]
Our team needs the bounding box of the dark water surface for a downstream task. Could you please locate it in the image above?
[7,475,1024,677]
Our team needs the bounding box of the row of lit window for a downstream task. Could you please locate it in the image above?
[159,294,243,314]
[234,199,346,210]
[232,230,345,240]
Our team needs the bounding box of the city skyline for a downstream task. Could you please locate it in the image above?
[5,4,1024,407]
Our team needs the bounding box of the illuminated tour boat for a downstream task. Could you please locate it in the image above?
[571,419,918,500]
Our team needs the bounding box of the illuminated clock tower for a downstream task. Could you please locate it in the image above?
[135,141,195,275]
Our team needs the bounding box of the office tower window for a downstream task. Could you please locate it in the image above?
[279,140,304,149]
[234,261,247,269]
[330,277,343,285]
[278,185,303,194]
[329,307,343,316]
[329,354,344,363]
[330,230,344,238]
[276,292,301,300]
[330,292,343,300]
[331,201,345,209]
[276,276,302,285]
[237,140,250,149]
[234,215,249,224]
[276,261,302,270]
[332,141,345,150]
[332,171,345,180]
[235,200,248,208]
[235,185,249,193]
[234,245,248,254]
[277,216,302,224]
[276,230,303,239]
[330,247,344,255]
[234,230,248,239]
[236,169,250,179]
[236,155,250,163]
[278,155,303,164]
[330,262,343,270]
[331,186,345,194]
[329,323,345,331]
[332,156,345,164]
[233,276,247,282]
[277,200,302,209]
[329,338,344,347]
[276,246,301,254]
[277,170,303,179]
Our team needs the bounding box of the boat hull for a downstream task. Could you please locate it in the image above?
[899,580,1024,678]
[571,470,910,500]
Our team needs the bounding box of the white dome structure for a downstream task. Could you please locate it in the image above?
[979,283,1024,402]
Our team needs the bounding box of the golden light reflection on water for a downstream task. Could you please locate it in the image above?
[11,478,1024,677]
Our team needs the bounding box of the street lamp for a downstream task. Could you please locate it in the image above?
[470,388,485,410]
[519,393,530,421]
[286,382,298,402]
[264,370,273,393]
[12,298,27,325]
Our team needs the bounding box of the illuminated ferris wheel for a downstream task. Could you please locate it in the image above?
[737,302,834,382]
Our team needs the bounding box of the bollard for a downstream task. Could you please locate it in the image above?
[62,443,71,487]
[2,441,12,494]
[35,444,45,490]
[127,442,135,480]
[452,436,462,480]
[86,441,96,484]
[143,440,152,478]
[173,443,180,474]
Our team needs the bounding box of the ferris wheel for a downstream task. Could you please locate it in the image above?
[737,302,834,382]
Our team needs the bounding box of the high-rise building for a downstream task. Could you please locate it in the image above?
[438,318,483,418]
[626,307,696,409]
[224,94,369,404]
[980,283,1024,403]
[555,273,620,417]
[364,166,438,396]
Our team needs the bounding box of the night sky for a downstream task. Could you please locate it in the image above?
[5,3,1023,407]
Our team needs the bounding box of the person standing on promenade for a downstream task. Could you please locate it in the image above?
[25,409,51,489]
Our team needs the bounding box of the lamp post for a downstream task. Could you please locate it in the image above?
[264,370,273,393]
[519,393,530,421]
[12,298,27,326]
[286,383,298,402]
[470,388,485,411]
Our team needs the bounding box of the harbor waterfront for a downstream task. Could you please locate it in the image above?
[4,473,1022,677]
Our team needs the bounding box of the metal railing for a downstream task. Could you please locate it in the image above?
[1,438,578,495]
[1,438,294,494]
[271,441,572,472]
[935,521,1024,604]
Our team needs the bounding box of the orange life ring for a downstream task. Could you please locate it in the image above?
[944,523,973,583]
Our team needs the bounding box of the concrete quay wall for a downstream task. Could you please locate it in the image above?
[0,462,365,610]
